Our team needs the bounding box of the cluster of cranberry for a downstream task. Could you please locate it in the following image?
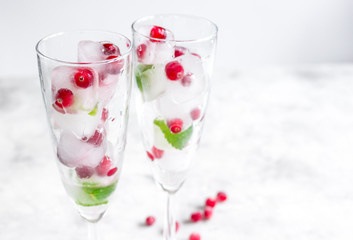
[144,191,227,240]
[54,42,122,113]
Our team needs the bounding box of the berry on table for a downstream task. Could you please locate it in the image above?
[217,191,227,202]
[205,198,217,208]
[168,118,183,133]
[190,212,202,222]
[165,61,184,81]
[145,216,156,226]
[204,206,213,220]
[74,68,94,88]
[189,233,201,240]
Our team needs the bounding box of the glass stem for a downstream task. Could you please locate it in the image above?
[88,221,99,240]
[163,192,176,240]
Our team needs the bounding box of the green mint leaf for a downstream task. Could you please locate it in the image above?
[88,104,98,116]
[154,118,193,150]
[135,64,154,92]
[75,181,117,207]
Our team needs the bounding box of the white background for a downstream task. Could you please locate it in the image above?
[1,0,353,78]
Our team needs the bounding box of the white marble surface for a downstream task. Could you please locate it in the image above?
[1,65,353,239]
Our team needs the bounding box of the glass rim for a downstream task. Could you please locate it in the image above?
[131,14,218,43]
[35,30,132,65]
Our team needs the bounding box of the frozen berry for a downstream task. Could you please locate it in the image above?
[190,212,202,222]
[190,108,201,120]
[107,167,118,176]
[174,46,187,57]
[95,156,113,176]
[217,191,227,202]
[191,52,201,59]
[136,43,147,61]
[55,88,74,109]
[75,166,94,178]
[204,207,213,220]
[152,146,164,159]
[106,55,124,74]
[147,151,154,161]
[74,68,94,88]
[102,42,120,55]
[101,108,109,122]
[176,221,180,232]
[189,233,201,240]
[145,216,155,226]
[85,130,104,146]
[150,26,167,40]
[205,198,217,208]
[168,118,183,133]
[181,73,194,87]
[165,61,184,81]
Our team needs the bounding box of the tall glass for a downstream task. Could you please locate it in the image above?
[36,30,132,239]
[132,15,218,239]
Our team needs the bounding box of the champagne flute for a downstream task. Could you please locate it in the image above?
[132,15,217,239]
[36,30,132,239]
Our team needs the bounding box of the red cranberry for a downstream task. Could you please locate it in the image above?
[147,151,154,161]
[75,166,94,178]
[174,46,188,57]
[136,43,147,61]
[55,88,74,109]
[106,55,124,74]
[168,118,183,133]
[181,73,194,87]
[189,233,201,240]
[191,52,202,59]
[190,212,202,222]
[102,42,120,55]
[85,130,104,146]
[175,221,180,232]
[107,167,118,176]
[150,25,167,40]
[205,198,217,208]
[165,61,184,81]
[217,191,227,202]
[95,156,113,176]
[190,108,201,120]
[74,68,94,88]
[204,207,213,220]
[152,146,164,159]
[145,216,155,226]
[101,108,109,122]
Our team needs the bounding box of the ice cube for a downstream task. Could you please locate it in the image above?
[52,109,102,137]
[78,40,105,63]
[167,53,208,104]
[135,64,167,101]
[51,66,99,113]
[57,131,107,168]
[137,41,174,65]
[98,74,119,106]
